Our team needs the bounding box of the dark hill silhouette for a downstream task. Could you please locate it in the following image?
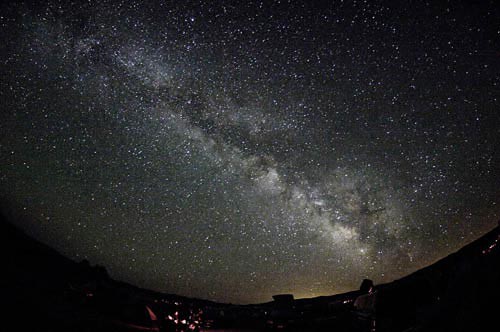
[372,222,500,331]
[0,210,220,331]
[1,207,499,331]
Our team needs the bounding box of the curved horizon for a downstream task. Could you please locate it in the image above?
[1,1,499,304]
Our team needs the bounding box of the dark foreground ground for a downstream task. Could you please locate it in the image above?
[1,209,499,332]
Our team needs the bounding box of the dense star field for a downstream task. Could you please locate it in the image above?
[0,1,499,304]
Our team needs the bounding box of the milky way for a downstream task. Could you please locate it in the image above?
[1,1,499,303]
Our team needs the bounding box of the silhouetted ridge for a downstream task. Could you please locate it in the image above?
[1,209,499,331]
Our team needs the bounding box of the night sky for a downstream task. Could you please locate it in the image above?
[1,0,499,304]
